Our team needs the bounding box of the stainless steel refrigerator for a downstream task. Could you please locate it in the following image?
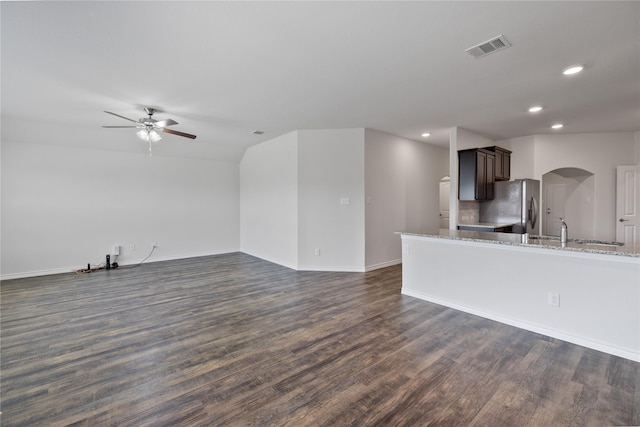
[479,179,540,234]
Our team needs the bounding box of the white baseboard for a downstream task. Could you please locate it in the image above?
[137,248,240,265]
[365,258,401,271]
[0,267,79,281]
[402,288,640,363]
[0,248,240,281]
[296,265,366,272]
[296,258,401,272]
[0,250,378,280]
[239,250,299,271]
[241,250,375,272]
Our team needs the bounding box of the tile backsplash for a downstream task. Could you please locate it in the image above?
[458,201,479,224]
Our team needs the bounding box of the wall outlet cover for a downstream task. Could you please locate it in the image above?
[548,292,560,307]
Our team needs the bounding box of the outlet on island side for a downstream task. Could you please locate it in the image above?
[548,292,560,307]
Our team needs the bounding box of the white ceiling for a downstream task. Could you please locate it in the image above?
[2,1,639,160]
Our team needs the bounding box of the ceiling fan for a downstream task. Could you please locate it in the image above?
[102,107,196,155]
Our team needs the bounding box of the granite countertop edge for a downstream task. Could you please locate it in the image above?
[398,230,640,258]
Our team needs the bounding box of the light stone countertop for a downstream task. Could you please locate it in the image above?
[399,229,640,258]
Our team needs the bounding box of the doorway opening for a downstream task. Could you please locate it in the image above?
[542,168,595,238]
[439,176,450,229]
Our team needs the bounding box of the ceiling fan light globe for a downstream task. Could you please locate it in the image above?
[136,129,150,142]
[136,129,162,143]
[149,130,162,143]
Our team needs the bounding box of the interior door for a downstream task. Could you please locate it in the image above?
[439,179,450,229]
[545,183,565,236]
[616,165,640,243]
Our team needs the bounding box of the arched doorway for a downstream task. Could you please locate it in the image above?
[542,168,595,238]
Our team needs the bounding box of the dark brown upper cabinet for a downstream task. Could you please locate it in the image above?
[483,146,511,181]
[458,148,495,201]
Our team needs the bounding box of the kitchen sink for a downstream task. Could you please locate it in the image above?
[529,235,624,247]
[582,242,625,247]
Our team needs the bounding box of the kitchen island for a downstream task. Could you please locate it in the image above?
[399,229,640,361]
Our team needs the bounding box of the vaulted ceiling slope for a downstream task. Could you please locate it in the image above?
[2,1,639,160]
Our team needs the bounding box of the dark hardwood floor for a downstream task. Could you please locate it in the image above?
[1,253,638,426]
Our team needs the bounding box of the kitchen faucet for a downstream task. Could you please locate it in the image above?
[560,218,568,244]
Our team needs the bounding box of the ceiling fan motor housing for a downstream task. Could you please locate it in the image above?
[142,108,158,126]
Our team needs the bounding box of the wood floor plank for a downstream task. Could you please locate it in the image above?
[1,252,638,426]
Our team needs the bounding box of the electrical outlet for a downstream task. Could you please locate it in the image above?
[314,248,321,256]
[130,243,135,252]
[113,245,120,256]
[403,243,410,254]
[548,292,560,307]
[151,242,158,249]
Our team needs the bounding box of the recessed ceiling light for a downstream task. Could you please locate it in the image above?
[421,132,431,137]
[528,106,543,113]
[563,65,584,75]
[551,123,564,129]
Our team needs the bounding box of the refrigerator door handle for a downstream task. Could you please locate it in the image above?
[528,197,538,229]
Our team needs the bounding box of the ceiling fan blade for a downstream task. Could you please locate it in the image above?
[104,111,138,123]
[162,128,197,140]
[102,125,138,128]
[154,118,178,128]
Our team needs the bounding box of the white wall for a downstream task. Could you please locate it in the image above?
[239,131,299,269]
[297,129,365,271]
[241,128,447,272]
[1,140,240,279]
[496,131,637,240]
[3,125,447,278]
[542,170,595,239]
[240,128,366,271]
[453,127,496,151]
[497,135,535,179]
[365,129,448,269]
[533,132,636,240]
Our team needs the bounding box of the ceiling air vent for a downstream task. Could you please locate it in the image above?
[465,35,511,59]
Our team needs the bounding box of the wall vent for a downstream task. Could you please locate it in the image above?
[465,35,511,59]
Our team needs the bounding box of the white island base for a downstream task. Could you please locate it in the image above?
[400,232,640,362]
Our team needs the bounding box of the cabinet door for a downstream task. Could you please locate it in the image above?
[486,153,495,200]
[459,148,497,201]
[487,147,511,181]
[458,150,477,201]
[503,152,510,180]
[494,150,504,179]
[476,151,487,200]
